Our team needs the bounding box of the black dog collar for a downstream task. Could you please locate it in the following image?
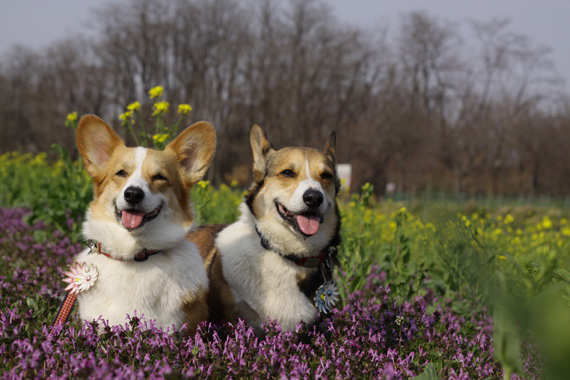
[254,226,336,268]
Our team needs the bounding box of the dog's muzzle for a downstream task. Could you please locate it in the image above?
[276,201,323,236]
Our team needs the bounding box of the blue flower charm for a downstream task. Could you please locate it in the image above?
[314,280,340,314]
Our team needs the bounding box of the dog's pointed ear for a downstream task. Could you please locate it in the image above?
[323,131,336,164]
[166,121,216,188]
[250,124,275,184]
[77,115,125,179]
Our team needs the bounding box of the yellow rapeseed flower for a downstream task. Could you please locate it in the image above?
[504,214,514,224]
[66,112,78,123]
[127,101,141,112]
[149,86,164,99]
[152,133,170,144]
[197,180,210,189]
[177,104,192,115]
[152,101,170,116]
[119,111,134,122]
[31,152,47,166]
[65,112,78,128]
[542,216,553,229]
[363,209,372,224]
[52,160,65,176]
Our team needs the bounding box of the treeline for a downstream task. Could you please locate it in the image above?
[1,0,569,196]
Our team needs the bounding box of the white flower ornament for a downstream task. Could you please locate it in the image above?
[314,280,340,314]
[62,262,98,295]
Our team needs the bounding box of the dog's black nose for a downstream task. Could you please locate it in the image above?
[303,189,324,208]
[124,186,145,205]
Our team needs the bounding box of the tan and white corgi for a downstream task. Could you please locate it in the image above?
[189,124,340,333]
[71,115,215,334]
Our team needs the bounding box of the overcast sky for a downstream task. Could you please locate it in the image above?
[1,0,568,89]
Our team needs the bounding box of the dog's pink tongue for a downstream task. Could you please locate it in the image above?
[122,210,144,229]
[297,214,321,235]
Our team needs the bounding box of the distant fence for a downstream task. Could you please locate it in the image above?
[382,191,570,209]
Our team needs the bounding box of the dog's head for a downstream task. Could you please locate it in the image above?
[77,115,215,256]
[245,124,340,256]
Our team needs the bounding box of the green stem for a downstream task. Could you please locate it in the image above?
[126,121,140,146]
[137,112,147,145]
[172,115,183,136]
[155,115,163,135]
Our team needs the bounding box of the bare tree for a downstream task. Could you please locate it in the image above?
[1,1,568,196]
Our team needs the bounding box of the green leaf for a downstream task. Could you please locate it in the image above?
[553,268,570,284]
[411,363,440,380]
[492,273,525,377]
[402,247,411,264]
[26,296,36,308]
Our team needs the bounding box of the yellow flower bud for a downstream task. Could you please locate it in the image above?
[177,104,192,115]
[149,86,164,99]
[65,112,78,127]
[127,101,141,112]
[152,101,170,116]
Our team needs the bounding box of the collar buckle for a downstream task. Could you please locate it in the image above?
[134,250,150,261]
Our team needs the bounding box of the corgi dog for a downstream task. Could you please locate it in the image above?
[71,115,215,334]
[189,124,340,333]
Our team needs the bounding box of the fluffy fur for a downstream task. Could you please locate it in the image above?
[73,115,215,334]
[196,124,340,333]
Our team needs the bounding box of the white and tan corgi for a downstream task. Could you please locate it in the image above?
[189,124,340,333]
[72,115,215,334]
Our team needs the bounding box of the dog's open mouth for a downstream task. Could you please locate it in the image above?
[275,201,323,236]
[115,204,162,230]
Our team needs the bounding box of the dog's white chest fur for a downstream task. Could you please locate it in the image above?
[75,240,207,330]
[216,210,318,331]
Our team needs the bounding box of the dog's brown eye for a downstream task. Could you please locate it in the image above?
[280,169,295,178]
[152,174,167,181]
[321,172,333,180]
[115,169,127,177]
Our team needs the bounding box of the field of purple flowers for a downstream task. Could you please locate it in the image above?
[0,207,542,379]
